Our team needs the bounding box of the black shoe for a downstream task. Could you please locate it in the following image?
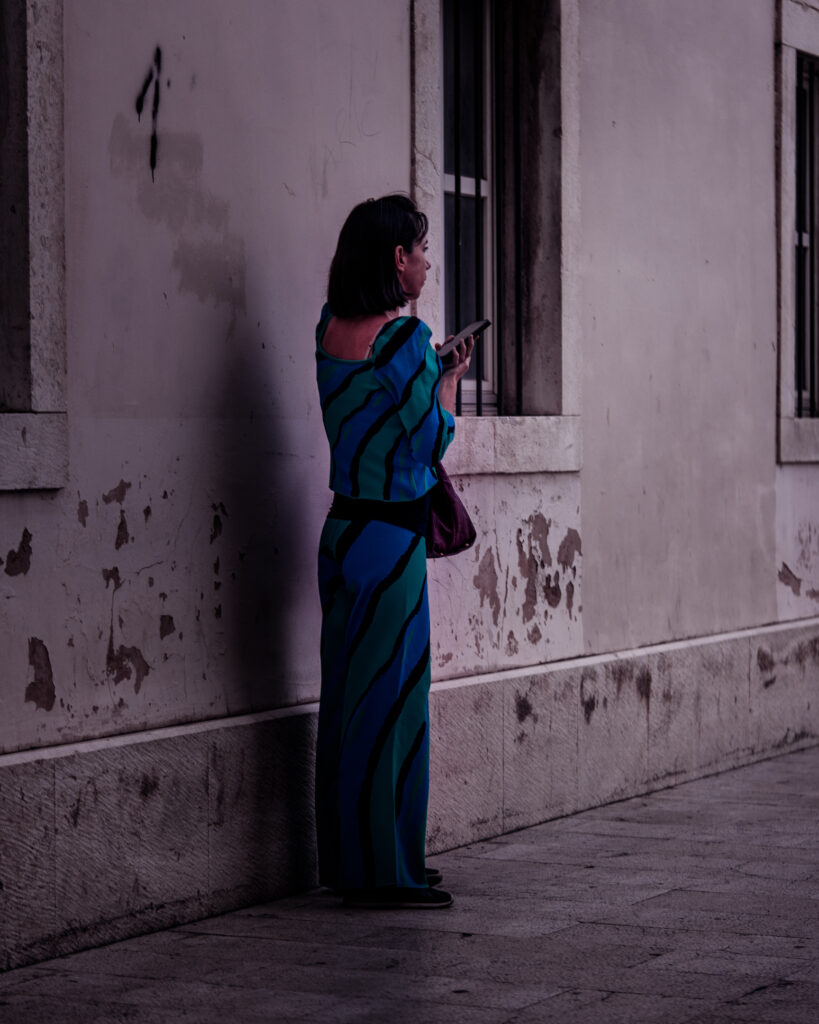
[343,886,453,909]
[425,867,443,887]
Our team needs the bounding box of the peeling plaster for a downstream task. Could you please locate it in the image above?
[102,567,122,591]
[25,637,56,711]
[102,480,132,505]
[77,498,89,527]
[557,528,582,572]
[473,547,501,626]
[159,614,176,639]
[115,510,131,550]
[106,625,150,693]
[5,528,33,577]
[778,562,802,596]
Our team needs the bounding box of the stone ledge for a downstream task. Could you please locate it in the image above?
[779,415,819,464]
[2,619,818,971]
[0,413,68,489]
[447,415,581,476]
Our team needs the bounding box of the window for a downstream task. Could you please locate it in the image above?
[411,0,580,470]
[442,0,495,414]
[439,0,567,418]
[796,52,819,419]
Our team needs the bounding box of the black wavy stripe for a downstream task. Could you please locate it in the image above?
[320,362,371,414]
[331,388,379,447]
[396,357,427,411]
[348,405,396,497]
[334,519,370,566]
[382,430,405,500]
[346,532,424,668]
[405,393,437,450]
[358,638,431,886]
[339,575,427,753]
[395,721,427,819]
[372,317,419,370]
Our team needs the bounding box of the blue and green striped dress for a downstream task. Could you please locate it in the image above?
[315,304,454,891]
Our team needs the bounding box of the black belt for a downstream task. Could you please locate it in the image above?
[328,491,430,536]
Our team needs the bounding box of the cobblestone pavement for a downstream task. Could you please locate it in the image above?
[2,746,818,1023]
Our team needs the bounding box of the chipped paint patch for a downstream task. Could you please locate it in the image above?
[115,510,130,550]
[106,626,150,693]
[778,563,802,596]
[26,637,55,711]
[102,480,132,505]
[473,547,501,626]
[557,528,582,572]
[160,614,176,639]
[77,498,89,527]
[102,567,122,591]
[5,528,33,577]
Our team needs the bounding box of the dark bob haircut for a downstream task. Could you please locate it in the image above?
[327,194,428,317]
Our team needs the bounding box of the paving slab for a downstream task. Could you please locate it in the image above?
[1,745,818,1023]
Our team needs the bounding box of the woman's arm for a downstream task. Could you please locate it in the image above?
[436,336,475,414]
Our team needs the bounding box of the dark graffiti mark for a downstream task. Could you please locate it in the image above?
[102,480,132,505]
[106,625,150,694]
[77,498,89,527]
[102,567,122,591]
[135,47,162,181]
[5,528,32,576]
[557,528,582,573]
[778,563,802,597]
[115,510,131,550]
[160,614,176,639]
[25,637,55,711]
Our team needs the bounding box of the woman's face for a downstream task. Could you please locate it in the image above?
[396,236,430,303]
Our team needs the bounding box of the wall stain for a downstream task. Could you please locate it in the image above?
[106,625,150,693]
[140,772,160,799]
[505,631,519,656]
[763,676,777,689]
[807,588,819,602]
[25,637,55,711]
[5,528,32,576]
[557,528,582,573]
[115,510,130,550]
[543,572,561,608]
[515,692,538,725]
[210,514,223,544]
[516,529,539,623]
[566,579,574,618]
[77,498,89,527]
[527,623,542,645]
[756,647,775,674]
[143,505,152,524]
[612,660,633,696]
[102,480,132,505]
[530,514,552,567]
[102,567,122,591]
[160,614,176,639]
[778,562,802,597]
[473,547,501,626]
[636,667,652,708]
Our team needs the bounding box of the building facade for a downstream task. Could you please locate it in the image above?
[1,0,818,969]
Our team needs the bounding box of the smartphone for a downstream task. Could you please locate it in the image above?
[437,319,491,365]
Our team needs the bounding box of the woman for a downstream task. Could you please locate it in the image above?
[315,195,473,909]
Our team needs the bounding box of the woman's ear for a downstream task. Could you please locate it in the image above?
[394,244,407,273]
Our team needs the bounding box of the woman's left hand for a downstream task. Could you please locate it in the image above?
[436,335,475,414]
[436,334,475,383]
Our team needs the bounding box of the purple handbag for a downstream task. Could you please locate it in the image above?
[426,464,476,558]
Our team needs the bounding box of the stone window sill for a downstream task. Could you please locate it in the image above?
[446,415,581,476]
[779,417,819,464]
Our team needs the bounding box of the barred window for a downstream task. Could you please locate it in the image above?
[796,52,819,418]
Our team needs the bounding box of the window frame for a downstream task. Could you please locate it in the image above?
[778,0,819,462]
[411,0,581,473]
[0,0,67,490]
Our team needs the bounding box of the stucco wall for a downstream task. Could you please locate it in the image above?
[2,0,414,754]
[579,0,780,653]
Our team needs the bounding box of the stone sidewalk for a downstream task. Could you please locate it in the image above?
[1,746,818,1024]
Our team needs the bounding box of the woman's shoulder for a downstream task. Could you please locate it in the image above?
[371,315,431,363]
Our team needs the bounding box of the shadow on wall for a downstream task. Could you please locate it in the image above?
[207,300,318,901]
